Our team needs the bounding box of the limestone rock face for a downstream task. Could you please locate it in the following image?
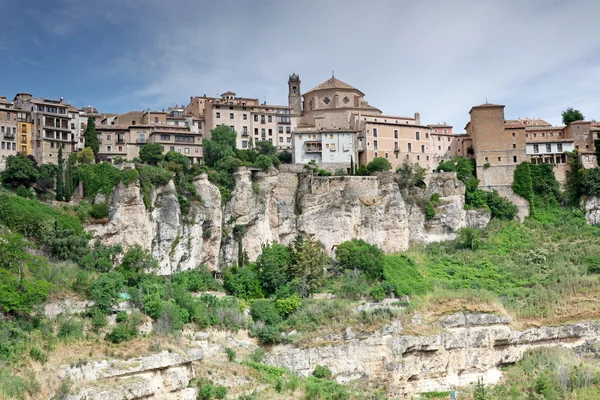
[91,169,491,272]
[584,197,600,225]
[265,316,600,397]
[89,175,222,274]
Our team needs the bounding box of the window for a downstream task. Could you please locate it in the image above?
[512,132,515,137]
[261,129,265,136]
[513,156,517,162]
[373,128,378,137]
[286,127,291,133]
[254,115,258,122]
[287,137,291,143]
[498,157,501,161]
[426,133,429,139]
[216,112,220,118]
[170,146,175,151]
[437,136,441,141]
[185,148,189,154]
[374,152,378,157]
[443,129,447,133]
[254,128,258,135]
[421,145,425,153]
[107,135,111,141]
[118,146,123,151]
[268,116,272,122]
[279,126,283,133]
[385,153,388,158]
[261,116,265,123]
[408,143,412,152]
[279,137,283,142]
[242,140,247,148]
[533,144,539,153]
[512,143,516,149]
[160,134,170,140]
[243,114,247,120]
[268,129,272,136]
[243,126,248,135]
[6,112,10,120]
[21,125,26,133]
[71,123,75,129]
[373,140,378,149]
[438,146,441,150]
[394,142,399,150]
[330,134,333,139]
[154,117,158,123]
[546,144,551,152]
[416,132,420,140]
[107,145,112,151]
[394,130,398,139]
[557,143,563,152]
[230,113,234,119]
[230,126,234,132]
[175,136,194,142]
[195,148,199,153]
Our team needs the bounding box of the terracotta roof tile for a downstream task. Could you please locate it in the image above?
[305,77,364,95]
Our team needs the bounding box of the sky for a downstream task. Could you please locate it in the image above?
[1,0,599,130]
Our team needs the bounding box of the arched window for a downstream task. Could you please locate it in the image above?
[292,86,297,94]
[309,100,313,110]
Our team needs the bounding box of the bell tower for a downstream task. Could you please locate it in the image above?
[288,73,302,115]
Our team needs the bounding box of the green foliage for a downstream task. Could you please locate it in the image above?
[255,140,276,155]
[118,244,157,286]
[90,307,107,328]
[567,150,584,206]
[530,164,560,207]
[474,378,486,400]
[139,143,164,165]
[75,162,121,198]
[197,378,228,400]
[119,168,139,185]
[435,156,475,181]
[77,147,95,164]
[79,240,121,272]
[164,150,191,169]
[204,125,237,167]
[456,227,481,250]
[225,347,236,362]
[2,153,39,187]
[396,162,425,189]
[512,162,534,206]
[16,185,32,199]
[382,255,430,296]
[256,325,281,344]
[561,107,584,126]
[312,365,332,379]
[275,295,302,317]
[304,377,351,400]
[89,271,125,313]
[137,164,174,209]
[56,146,65,201]
[172,267,220,292]
[64,152,77,202]
[425,201,436,220]
[585,255,600,274]
[336,269,370,300]
[290,236,330,295]
[257,242,292,295]
[366,157,392,173]
[250,299,282,325]
[581,168,600,197]
[29,346,48,364]
[277,150,292,164]
[83,117,99,154]
[485,190,517,220]
[335,239,384,281]
[89,202,108,219]
[106,317,138,344]
[223,265,264,300]
[57,318,85,342]
[253,154,272,171]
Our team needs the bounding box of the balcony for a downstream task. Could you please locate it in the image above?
[3,132,15,139]
[305,142,322,153]
[136,138,147,144]
[116,137,125,144]
[394,148,400,152]
[241,132,249,137]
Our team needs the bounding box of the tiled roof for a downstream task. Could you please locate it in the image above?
[473,103,504,108]
[504,123,526,129]
[305,77,364,95]
[524,125,565,131]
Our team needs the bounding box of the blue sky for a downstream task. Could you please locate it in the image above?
[1,0,600,129]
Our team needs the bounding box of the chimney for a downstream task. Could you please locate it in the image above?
[414,112,420,125]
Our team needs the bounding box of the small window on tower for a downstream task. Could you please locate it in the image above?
[323,97,331,105]
[292,86,297,94]
[343,97,350,104]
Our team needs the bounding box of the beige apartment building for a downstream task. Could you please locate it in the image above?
[13,93,78,164]
[0,96,18,170]
[185,91,295,151]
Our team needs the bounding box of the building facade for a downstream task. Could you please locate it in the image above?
[0,96,18,170]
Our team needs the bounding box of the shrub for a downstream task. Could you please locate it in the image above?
[172,267,220,292]
[164,151,191,169]
[106,320,138,344]
[120,168,139,185]
[313,365,333,379]
[486,190,517,220]
[90,307,107,328]
[257,243,292,295]
[89,202,109,219]
[335,239,384,281]
[29,346,48,364]
[2,154,39,187]
[425,201,436,220]
[585,255,600,274]
[456,227,481,250]
[382,255,430,296]
[16,185,32,199]
[249,348,266,363]
[336,269,370,300]
[305,377,351,400]
[253,154,272,171]
[226,347,236,362]
[116,311,128,323]
[250,300,282,325]
[89,271,125,313]
[275,295,302,318]
[257,325,281,344]
[223,265,264,300]
[57,319,85,342]
[139,143,164,165]
[366,157,392,173]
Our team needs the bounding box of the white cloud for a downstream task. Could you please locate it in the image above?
[97,0,600,127]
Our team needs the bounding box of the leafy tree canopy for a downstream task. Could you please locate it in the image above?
[77,147,95,165]
[561,107,584,126]
[139,143,164,165]
[335,239,385,280]
[2,154,39,188]
[164,151,191,170]
[257,243,292,295]
[366,157,392,173]
[83,117,99,155]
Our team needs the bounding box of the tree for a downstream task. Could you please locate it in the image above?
[255,140,276,156]
[567,150,584,206]
[561,107,584,126]
[277,151,292,164]
[139,143,164,165]
[595,139,600,167]
[290,236,329,294]
[77,147,95,165]
[1,153,39,187]
[56,146,65,201]
[581,168,600,197]
[204,125,237,167]
[350,156,355,175]
[512,162,534,212]
[83,117,100,154]
[335,239,384,280]
[257,243,292,295]
[164,150,191,170]
[396,162,425,189]
[64,152,77,201]
[366,157,392,173]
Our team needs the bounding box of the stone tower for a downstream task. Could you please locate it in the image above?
[288,73,302,115]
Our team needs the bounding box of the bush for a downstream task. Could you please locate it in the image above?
[139,143,164,165]
[57,319,85,342]
[382,255,430,296]
[223,265,264,300]
[275,295,302,318]
[336,269,370,300]
[313,365,333,379]
[120,168,139,185]
[335,239,384,281]
[89,202,109,219]
[29,346,48,364]
[106,320,138,344]
[250,300,282,325]
[425,201,436,220]
[305,377,351,400]
[16,185,32,199]
[257,325,281,344]
[226,347,236,362]
[89,271,125,313]
[2,154,39,187]
[585,255,600,274]
[486,190,517,220]
[172,267,220,292]
[366,157,392,173]
[248,348,266,363]
[90,307,108,328]
[257,243,292,295]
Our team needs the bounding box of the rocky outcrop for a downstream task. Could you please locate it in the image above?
[91,168,491,272]
[61,350,202,400]
[584,196,600,225]
[88,175,222,275]
[265,315,600,396]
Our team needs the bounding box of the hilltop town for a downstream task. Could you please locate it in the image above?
[2,73,596,195]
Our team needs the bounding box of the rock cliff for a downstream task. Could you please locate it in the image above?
[90,169,490,273]
[265,314,600,397]
[584,196,600,225]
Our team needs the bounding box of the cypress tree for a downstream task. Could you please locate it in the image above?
[84,117,99,155]
[64,152,76,201]
[56,146,65,201]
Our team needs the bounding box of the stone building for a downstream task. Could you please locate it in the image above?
[0,96,18,170]
[185,91,296,151]
[13,93,78,164]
